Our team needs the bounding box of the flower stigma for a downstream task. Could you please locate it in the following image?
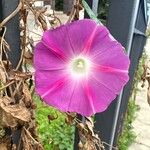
[69,56,91,79]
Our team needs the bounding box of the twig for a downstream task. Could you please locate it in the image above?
[12,80,23,98]
[51,10,62,26]
[27,29,42,37]
[23,127,43,148]
[0,80,15,91]
[0,27,10,81]
[67,0,77,23]
[102,142,118,150]
[0,27,6,59]
[15,1,27,71]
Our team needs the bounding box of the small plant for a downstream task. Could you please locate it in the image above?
[34,95,75,150]
[118,51,147,149]
[118,99,139,150]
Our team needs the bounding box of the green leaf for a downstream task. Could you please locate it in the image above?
[33,94,75,150]
[82,0,102,25]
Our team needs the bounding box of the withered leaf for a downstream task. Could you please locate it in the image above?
[85,118,95,137]
[3,105,31,122]
[48,114,58,122]
[77,117,105,150]
[141,61,150,106]
[0,98,31,123]
[24,50,33,64]
[0,66,6,83]
[0,138,11,150]
[65,113,76,125]
[22,128,44,150]
[23,83,32,102]
[24,50,33,59]
[147,87,150,106]
[8,70,32,81]
[2,112,18,128]
[0,143,8,150]
[84,141,97,150]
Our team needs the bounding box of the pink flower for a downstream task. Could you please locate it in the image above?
[34,19,130,116]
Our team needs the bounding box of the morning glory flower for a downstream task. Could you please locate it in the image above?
[34,19,130,116]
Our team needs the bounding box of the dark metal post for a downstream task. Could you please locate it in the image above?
[0,2,2,22]
[0,0,21,147]
[84,0,93,17]
[63,0,74,14]
[1,0,21,68]
[44,0,55,10]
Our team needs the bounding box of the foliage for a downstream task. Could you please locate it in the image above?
[118,51,147,149]
[97,0,109,24]
[132,51,147,100]
[118,99,139,150]
[33,95,75,150]
[82,0,108,25]
[55,0,63,11]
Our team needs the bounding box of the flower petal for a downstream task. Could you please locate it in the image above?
[91,68,129,94]
[35,70,73,111]
[89,25,130,70]
[67,81,96,116]
[67,19,97,55]
[88,25,116,56]
[34,42,66,70]
[85,77,117,114]
[36,72,97,116]
[42,24,75,59]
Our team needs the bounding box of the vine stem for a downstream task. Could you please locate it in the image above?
[0,80,15,91]
[0,1,22,29]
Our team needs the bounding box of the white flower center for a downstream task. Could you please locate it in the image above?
[69,56,91,79]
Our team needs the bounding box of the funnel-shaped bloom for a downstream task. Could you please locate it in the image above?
[34,19,130,116]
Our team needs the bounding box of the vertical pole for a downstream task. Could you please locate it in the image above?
[84,0,93,17]
[63,0,74,14]
[0,1,2,22]
[92,0,99,15]
[44,0,55,10]
[51,0,55,10]
[109,1,140,149]
[1,0,21,148]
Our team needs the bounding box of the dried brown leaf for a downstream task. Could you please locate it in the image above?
[77,117,105,150]
[22,128,44,150]
[22,129,33,150]
[142,61,150,106]
[147,87,150,106]
[0,137,11,150]
[48,114,58,122]
[0,97,31,125]
[0,143,8,150]
[65,113,76,125]
[0,66,6,83]
[2,112,18,127]
[3,105,31,122]
[8,70,32,81]
[24,50,33,64]
[85,118,95,137]
[23,83,32,104]
[84,140,97,150]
